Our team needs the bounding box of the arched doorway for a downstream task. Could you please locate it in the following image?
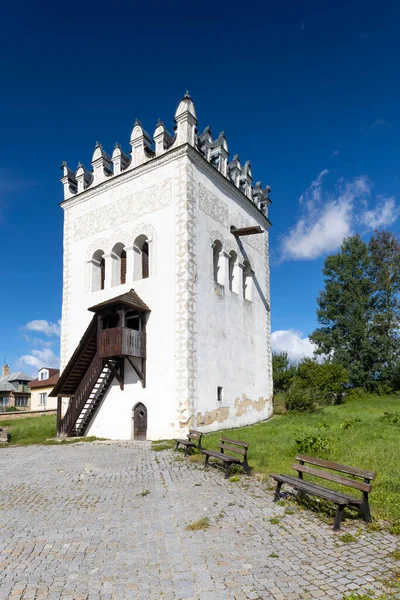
[132,403,147,440]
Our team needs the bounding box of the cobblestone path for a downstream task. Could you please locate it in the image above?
[0,442,398,600]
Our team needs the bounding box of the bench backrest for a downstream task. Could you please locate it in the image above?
[219,437,249,458]
[294,454,376,493]
[187,430,202,442]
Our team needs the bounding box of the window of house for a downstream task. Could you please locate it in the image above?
[15,396,28,407]
[0,397,9,407]
[39,371,48,381]
[217,386,223,402]
[39,393,47,406]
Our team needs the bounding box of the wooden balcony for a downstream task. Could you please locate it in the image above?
[98,328,146,359]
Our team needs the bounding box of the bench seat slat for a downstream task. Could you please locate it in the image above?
[296,454,376,481]
[175,439,196,446]
[219,444,247,456]
[202,449,241,463]
[220,437,249,448]
[294,464,372,493]
[270,474,362,506]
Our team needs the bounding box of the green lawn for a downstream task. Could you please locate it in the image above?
[0,414,57,445]
[204,394,400,524]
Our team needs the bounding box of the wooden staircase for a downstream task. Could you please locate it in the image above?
[51,289,150,437]
[58,353,122,437]
[70,358,120,436]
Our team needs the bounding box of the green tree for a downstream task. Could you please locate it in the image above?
[368,230,400,389]
[272,352,296,392]
[310,235,374,388]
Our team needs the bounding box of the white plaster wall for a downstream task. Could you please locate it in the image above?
[193,159,273,431]
[30,387,58,411]
[60,156,178,439]
[86,359,174,440]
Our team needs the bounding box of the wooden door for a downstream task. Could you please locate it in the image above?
[133,403,147,440]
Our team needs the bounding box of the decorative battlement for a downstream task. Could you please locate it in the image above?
[60,92,271,215]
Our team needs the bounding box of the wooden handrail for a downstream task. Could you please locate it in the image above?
[59,353,104,436]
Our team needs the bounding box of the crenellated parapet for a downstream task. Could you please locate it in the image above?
[60,92,271,214]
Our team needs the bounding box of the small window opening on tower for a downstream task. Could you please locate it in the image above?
[217,386,223,402]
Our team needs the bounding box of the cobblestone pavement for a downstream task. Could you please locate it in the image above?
[0,441,399,600]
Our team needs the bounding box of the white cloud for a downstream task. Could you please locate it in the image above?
[371,119,392,129]
[271,329,315,363]
[25,319,61,337]
[330,149,340,158]
[18,348,60,371]
[360,196,400,229]
[281,172,371,261]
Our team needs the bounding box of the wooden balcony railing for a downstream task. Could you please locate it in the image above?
[98,327,146,359]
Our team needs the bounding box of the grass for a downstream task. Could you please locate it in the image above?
[0,415,105,446]
[203,393,400,523]
[151,439,176,452]
[185,517,210,531]
[339,533,357,543]
[0,414,56,445]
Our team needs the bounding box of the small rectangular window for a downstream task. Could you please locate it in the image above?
[39,393,47,406]
[217,386,223,402]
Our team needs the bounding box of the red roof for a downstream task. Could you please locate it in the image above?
[29,371,60,389]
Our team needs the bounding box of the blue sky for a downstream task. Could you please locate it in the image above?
[1,0,399,373]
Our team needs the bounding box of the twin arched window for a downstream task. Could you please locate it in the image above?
[90,234,150,292]
[212,240,252,300]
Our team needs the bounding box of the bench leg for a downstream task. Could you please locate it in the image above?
[273,482,283,502]
[362,493,372,523]
[184,445,189,457]
[243,459,251,476]
[333,504,346,531]
[224,463,231,479]
[174,441,180,452]
[204,454,210,470]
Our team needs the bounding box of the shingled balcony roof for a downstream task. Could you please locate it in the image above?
[88,289,150,314]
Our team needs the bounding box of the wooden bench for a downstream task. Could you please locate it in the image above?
[174,430,203,456]
[202,437,251,479]
[270,454,376,530]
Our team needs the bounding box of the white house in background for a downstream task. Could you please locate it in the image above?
[51,93,273,440]
[29,368,60,411]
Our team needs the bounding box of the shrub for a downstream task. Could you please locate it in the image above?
[339,417,361,430]
[285,385,316,413]
[345,387,365,400]
[295,431,331,455]
[381,412,400,425]
[295,358,349,403]
[5,406,19,412]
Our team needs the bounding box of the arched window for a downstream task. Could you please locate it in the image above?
[212,239,223,284]
[91,249,105,292]
[111,243,126,287]
[142,242,149,279]
[242,260,252,301]
[120,250,127,284]
[228,251,239,293]
[134,235,150,281]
